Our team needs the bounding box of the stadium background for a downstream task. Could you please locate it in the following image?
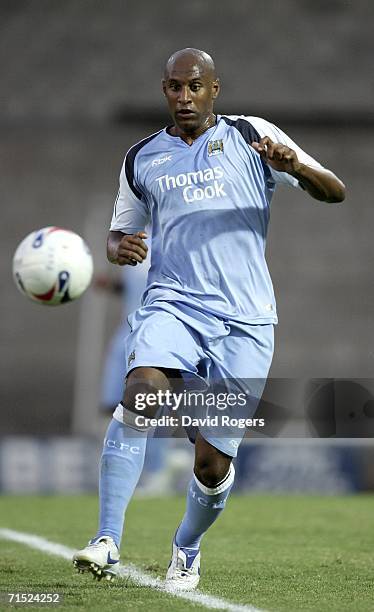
[1,0,373,493]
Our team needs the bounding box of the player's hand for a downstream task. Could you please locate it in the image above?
[252,137,302,174]
[117,232,148,266]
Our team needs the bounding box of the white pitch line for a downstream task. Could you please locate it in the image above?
[0,528,265,612]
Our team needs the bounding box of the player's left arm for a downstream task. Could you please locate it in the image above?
[252,136,345,203]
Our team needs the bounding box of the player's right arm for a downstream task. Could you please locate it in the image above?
[107,231,148,266]
[108,150,150,266]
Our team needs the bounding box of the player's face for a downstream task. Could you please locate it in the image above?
[162,62,220,136]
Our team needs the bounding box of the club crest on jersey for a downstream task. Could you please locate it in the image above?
[208,139,224,157]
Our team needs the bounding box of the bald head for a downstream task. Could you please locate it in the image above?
[162,48,220,141]
[164,48,216,80]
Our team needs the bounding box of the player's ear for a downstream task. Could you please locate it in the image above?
[212,78,220,99]
[162,79,167,96]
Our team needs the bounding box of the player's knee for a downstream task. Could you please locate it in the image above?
[123,367,171,418]
[194,456,232,488]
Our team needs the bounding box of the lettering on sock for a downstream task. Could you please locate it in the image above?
[189,485,228,509]
[104,438,140,455]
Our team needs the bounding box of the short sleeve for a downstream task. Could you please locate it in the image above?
[110,159,150,233]
[247,116,327,189]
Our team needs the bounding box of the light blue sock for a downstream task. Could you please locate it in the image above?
[175,463,235,550]
[95,412,148,548]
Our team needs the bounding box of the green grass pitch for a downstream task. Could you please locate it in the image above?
[0,494,373,611]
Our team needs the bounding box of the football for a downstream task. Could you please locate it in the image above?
[12,226,93,306]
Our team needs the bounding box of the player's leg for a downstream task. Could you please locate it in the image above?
[73,365,172,579]
[99,322,128,413]
[178,431,234,546]
[166,433,234,590]
[74,307,204,580]
[96,365,177,540]
[166,324,274,590]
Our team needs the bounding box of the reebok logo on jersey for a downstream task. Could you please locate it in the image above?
[152,154,172,167]
[156,166,227,204]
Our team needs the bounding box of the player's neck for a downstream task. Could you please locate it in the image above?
[170,114,216,146]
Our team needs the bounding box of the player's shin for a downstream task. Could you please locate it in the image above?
[175,463,235,550]
[95,408,149,547]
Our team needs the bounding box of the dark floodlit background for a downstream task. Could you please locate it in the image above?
[1,0,373,493]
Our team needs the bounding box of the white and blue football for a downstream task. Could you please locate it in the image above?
[12,227,93,306]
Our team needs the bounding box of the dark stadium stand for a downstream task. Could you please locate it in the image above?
[0,0,372,121]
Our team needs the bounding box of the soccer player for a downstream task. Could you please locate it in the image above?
[73,48,345,589]
[97,240,151,414]
[96,243,173,495]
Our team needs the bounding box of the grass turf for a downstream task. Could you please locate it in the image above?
[0,494,373,611]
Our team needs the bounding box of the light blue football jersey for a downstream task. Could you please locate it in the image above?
[110,115,325,324]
